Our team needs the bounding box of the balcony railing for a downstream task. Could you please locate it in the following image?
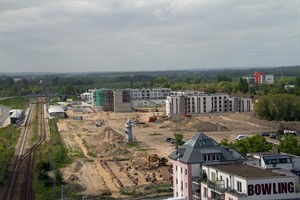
[192,191,201,199]
[207,181,225,193]
[226,188,247,198]
[192,176,204,185]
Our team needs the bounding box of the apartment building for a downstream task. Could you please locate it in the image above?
[129,88,171,100]
[166,93,252,116]
[81,88,171,110]
[244,72,274,85]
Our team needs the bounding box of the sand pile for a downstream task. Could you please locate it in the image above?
[73,161,83,172]
[168,116,228,132]
[69,183,86,192]
[93,127,124,143]
[93,142,129,157]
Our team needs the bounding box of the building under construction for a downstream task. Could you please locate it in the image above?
[95,89,132,112]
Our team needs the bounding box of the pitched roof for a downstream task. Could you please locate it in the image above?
[168,132,244,164]
[48,106,65,113]
[9,109,24,118]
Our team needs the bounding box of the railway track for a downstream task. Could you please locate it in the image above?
[1,99,47,200]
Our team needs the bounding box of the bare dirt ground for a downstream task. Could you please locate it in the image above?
[57,108,300,198]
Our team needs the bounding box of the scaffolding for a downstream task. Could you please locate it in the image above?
[95,90,104,106]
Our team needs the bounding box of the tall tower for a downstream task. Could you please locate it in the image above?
[125,119,133,143]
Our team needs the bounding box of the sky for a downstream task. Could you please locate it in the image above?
[0,0,299,73]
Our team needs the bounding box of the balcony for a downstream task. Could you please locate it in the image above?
[192,176,204,185]
[207,181,225,193]
[225,188,247,198]
[192,191,201,199]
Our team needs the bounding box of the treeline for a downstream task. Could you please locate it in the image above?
[254,94,300,121]
[221,134,300,156]
[220,135,273,156]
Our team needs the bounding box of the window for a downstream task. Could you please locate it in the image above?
[181,167,183,173]
[176,178,178,185]
[212,172,216,182]
[237,181,242,192]
[204,187,208,197]
[176,166,178,171]
[181,181,183,191]
[185,182,188,189]
[185,169,187,175]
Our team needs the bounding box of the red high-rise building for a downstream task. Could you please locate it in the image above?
[254,71,264,84]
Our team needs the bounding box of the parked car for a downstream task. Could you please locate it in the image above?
[166,138,175,144]
[261,132,270,137]
[236,135,247,140]
[269,134,277,139]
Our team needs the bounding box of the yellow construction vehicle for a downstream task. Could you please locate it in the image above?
[145,154,168,168]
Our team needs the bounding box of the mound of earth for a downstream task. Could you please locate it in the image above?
[69,183,86,192]
[93,142,129,157]
[93,127,124,143]
[68,174,79,182]
[223,112,277,129]
[73,161,83,173]
[168,116,228,132]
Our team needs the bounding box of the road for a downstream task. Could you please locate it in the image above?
[0,105,10,127]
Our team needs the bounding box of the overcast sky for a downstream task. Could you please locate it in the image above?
[0,0,299,73]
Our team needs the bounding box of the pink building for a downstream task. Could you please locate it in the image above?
[168,133,244,200]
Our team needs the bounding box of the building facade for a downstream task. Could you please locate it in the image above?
[129,88,171,100]
[168,133,245,200]
[201,163,300,200]
[168,134,300,200]
[166,94,252,116]
[81,88,171,111]
[244,72,274,85]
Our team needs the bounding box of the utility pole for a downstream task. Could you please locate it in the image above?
[61,185,64,200]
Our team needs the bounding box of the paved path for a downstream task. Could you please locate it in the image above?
[0,105,10,127]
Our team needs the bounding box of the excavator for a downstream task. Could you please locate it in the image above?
[145,154,168,168]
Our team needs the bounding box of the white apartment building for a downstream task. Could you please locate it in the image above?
[129,88,171,100]
[201,163,300,200]
[80,91,94,105]
[260,74,274,84]
[166,94,252,116]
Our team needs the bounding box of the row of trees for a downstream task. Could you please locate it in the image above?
[254,94,300,121]
[1,69,300,97]
[221,134,300,156]
[220,135,273,156]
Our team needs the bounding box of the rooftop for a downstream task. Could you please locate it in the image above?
[211,163,285,179]
[169,133,244,164]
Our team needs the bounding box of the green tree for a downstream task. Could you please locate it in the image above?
[174,133,184,149]
[254,96,271,120]
[55,169,63,184]
[239,78,248,94]
[296,75,300,87]
[254,94,300,121]
[217,75,232,82]
[220,135,272,156]
[279,135,300,155]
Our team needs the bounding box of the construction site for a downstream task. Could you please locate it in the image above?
[57,105,300,198]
